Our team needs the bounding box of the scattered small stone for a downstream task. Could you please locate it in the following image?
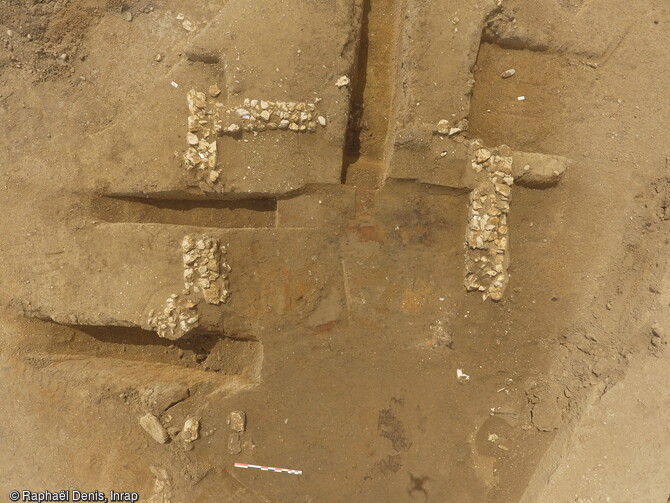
[6,29,13,38]
[335,75,350,88]
[651,322,665,339]
[140,413,169,444]
[208,84,221,98]
[456,368,470,381]
[125,10,133,22]
[227,432,242,454]
[181,417,200,442]
[59,53,68,61]
[182,20,195,32]
[448,127,462,136]
[501,68,516,79]
[229,411,246,432]
[176,13,185,20]
[606,301,613,310]
[436,119,450,135]
[317,115,327,127]
[155,54,163,62]
[487,433,499,443]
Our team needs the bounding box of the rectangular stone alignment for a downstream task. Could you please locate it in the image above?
[464,144,513,301]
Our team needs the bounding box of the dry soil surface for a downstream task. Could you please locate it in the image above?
[1,1,669,502]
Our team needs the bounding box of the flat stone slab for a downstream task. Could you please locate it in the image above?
[512,151,569,189]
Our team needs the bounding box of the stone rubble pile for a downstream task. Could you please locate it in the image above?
[464,142,513,301]
[184,89,219,187]
[218,98,326,135]
[148,233,230,340]
[182,233,230,305]
[148,294,199,340]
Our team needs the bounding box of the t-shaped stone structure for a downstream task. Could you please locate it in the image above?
[463,140,568,301]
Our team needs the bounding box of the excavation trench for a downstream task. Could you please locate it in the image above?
[89,195,277,228]
[342,0,402,188]
[16,319,263,379]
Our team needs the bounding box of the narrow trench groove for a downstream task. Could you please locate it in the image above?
[342,0,402,188]
[89,195,277,228]
[342,0,371,175]
[29,322,263,377]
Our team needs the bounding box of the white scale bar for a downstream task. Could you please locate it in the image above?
[234,462,302,475]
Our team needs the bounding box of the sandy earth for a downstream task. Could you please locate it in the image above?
[1,0,669,502]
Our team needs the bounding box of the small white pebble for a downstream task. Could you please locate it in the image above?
[335,75,350,88]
